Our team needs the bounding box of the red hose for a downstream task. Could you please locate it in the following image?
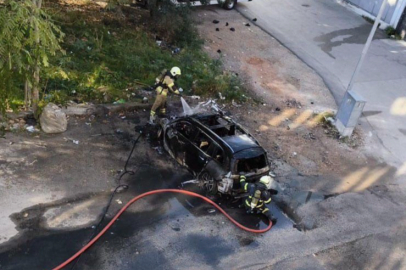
[52,189,273,270]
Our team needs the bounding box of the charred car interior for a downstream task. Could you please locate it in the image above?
[160,112,271,196]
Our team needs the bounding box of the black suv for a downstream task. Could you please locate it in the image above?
[160,112,271,196]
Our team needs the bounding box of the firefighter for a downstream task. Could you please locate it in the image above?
[150,67,183,124]
[240,175,278,224]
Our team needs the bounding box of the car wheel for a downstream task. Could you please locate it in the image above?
[199,171,218,195]
[223,0,237,10]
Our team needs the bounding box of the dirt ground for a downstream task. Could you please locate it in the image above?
[193,7,397,194]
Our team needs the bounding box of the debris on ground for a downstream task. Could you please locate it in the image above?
[303,132,316,140]
[232,100,241,107]
[25,126,39,133]
[213,20,219,24]
[252,18,257,22]
[217,49,222,53]
[40,103,68,134]
[286,99,302,109]
[172,48,181,55]
[230,27,235,32]
[226,22,229,26]
[216,28,219,31]
[113,99,126,104]
[245,23,251,27]
[72,140,79,145]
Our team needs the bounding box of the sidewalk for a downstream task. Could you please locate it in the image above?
[238,0,406,175]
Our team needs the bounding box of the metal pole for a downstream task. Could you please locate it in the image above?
[346,0,388,92]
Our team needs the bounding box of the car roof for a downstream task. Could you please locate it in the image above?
[187,115,263,154]
[170,113,265,156]
[221,135,263,154]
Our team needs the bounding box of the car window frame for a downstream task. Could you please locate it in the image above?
[191,129,215,158]
[174,120,199,142]
[207,141,227,167]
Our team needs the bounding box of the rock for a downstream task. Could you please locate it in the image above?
[212,20,219,24]
[216,28,219,31]
[252,18,257,22]
[62,103,96,116]
[245,23,251,27]
[40,103,68,134]
[226,22,229,26]
[230,27,235,32]
[217,49,222,54]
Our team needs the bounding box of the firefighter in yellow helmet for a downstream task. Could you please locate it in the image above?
[150,67,183,123]
[240,175,278,224]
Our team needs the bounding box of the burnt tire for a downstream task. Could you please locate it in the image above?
[223,0,237,10]
[199,170,218,195]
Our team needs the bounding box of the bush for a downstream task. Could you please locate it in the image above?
[385,26,396,36]
[151,0,201,47]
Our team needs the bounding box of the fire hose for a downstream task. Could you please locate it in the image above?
[52,188,273,270]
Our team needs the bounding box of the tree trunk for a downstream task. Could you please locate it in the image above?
[24,79,32,109]
[32,0,42,116]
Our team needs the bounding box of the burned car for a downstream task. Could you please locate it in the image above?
[160,112,271,196]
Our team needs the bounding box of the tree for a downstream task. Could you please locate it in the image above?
[0,0,64,115]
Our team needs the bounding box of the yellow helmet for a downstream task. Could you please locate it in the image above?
[260,175,274,190]
[170,67,181,77]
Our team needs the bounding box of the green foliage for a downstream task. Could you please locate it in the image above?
[385,26,396,36]
[2,1,245,109]
[0,0,64,114]
[43,8,245,104]
[150,0,202,47]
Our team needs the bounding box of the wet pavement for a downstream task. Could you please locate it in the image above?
[0,123,294,270]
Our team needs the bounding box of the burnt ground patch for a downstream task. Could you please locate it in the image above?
[0,109,295,270]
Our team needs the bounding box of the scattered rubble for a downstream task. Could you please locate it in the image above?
[286,99,302,109]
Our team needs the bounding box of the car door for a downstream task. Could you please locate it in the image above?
[165,121,195,166]
[203,142,228,180]
[185,130,212,174]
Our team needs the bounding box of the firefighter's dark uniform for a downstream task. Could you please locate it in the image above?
[240,175,274,219]
[150,71,180,118]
